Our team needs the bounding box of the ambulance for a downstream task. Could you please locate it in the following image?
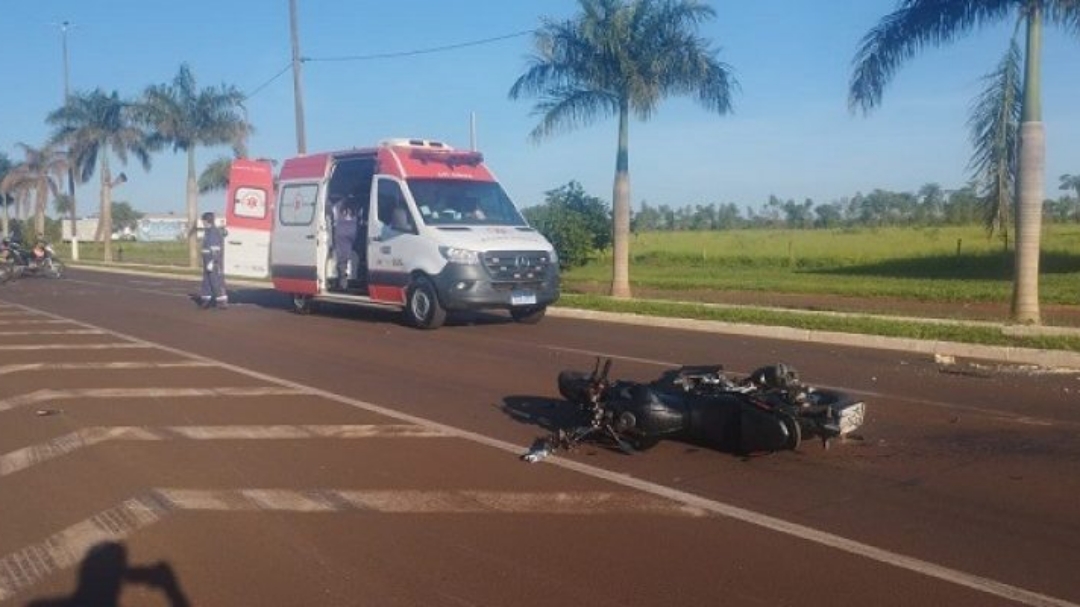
[223,139,560,329]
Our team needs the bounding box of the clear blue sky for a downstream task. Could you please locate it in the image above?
[2,0,1078,218]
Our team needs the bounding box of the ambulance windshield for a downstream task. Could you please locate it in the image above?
[408,179,528,227]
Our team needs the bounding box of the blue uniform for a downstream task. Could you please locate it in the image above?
[199,224,228,308]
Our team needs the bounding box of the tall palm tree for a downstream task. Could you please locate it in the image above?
[850,0,1080,325]
[47,89,151,262]
[967,38,1022,242]
[136,64,251,268]
[0,143,68,238]
[510,0,737,298]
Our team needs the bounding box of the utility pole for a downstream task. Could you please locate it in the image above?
[59,20,79,260]
[289,0,307,154]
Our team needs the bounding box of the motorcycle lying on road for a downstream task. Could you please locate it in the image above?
[1,239,65,280]
[521,358,866,462]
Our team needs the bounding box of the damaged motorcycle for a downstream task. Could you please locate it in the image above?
[522,358,866,462]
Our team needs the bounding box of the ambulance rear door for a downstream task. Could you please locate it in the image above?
[223,159,275,279]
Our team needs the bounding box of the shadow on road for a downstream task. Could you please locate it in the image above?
[25,541,190,607]
[216,286,522,328]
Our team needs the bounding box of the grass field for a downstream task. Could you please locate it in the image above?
[563,224,1080,304]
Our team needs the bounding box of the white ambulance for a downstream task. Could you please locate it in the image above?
[224,139,560,329]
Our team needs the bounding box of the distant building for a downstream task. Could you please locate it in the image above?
[60,214,193,242]
[136,214,190,242]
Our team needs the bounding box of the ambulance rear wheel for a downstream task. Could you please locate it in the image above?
[405,276,446,330]
[510,305,546,324]
[292,294,314,315]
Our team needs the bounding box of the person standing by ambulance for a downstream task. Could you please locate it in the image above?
[198,212,228,309]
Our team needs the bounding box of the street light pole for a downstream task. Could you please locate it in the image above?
[289,0,307,155]
[59,20,80,261]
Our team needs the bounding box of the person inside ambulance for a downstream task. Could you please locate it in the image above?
[378,186,415,235]
[330,194,359,291]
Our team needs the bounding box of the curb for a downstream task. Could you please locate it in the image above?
[547,308,1080,370]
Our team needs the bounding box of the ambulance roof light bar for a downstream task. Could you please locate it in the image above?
[380,138,452,150]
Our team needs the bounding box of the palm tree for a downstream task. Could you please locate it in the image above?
[850,0,1080,325]
[1060,173,1080,220]
[967,39,1022,242]
[47,89,151,262]
[0,143,68,238]
[136,64,251,268]
[198,156,233,194]
[510,0,737,298]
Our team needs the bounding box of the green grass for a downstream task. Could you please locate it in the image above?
[561,293,1080,353]
[564,224,1080,305]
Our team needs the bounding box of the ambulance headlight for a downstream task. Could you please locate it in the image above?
[439,246,480,265]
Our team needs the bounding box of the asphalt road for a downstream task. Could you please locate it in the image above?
[1,269,1078,607]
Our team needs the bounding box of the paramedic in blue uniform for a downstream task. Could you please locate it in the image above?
[198,212,228,309]
[332,196,358,291]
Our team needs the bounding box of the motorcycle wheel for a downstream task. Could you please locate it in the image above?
[778,412,802,451]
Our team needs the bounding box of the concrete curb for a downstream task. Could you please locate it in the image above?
[547,308,1080,370]
[67,263,1080,369]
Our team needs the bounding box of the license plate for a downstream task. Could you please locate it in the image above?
[511,290,537,306]
[838,401,866,435]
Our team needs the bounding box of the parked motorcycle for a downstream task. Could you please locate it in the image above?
[521,358,866,462]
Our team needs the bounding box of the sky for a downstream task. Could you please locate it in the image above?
[2,0,1078,219]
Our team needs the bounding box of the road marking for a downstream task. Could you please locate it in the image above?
[0,361,212,377]
[0,488,699,601]
[0,386,308,412]
[0,329,105,336]
[0,343,150,351]
[0,320,70,326]
[0,494,170,602]
[0,425,447,477]
[3,301,1078,607]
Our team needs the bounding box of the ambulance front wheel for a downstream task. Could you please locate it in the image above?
[404,276,447,330]
[292,294,314,315]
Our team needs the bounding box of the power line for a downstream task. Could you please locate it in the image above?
[243,28,535,102]
[244,62,293,100]
[307,28,534,63]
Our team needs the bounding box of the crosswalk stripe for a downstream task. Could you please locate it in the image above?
[0,361,212,376]
[0,343,149,351]
[0,425,446,477]
[0,386,309,412]
[0,494,170,602]
[0,330,105,336]
[0,488,697,601]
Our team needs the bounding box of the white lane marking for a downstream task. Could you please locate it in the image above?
[0,343,149,351]
[0,330,105,336]
[4,302,1078,607]
[0,487,697,602]
[0,320,70,325]
[154,488,705,516]
[0,494,170,602]
[0,425,446,477]
[0,386,307,412]
[0,361,212,376]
